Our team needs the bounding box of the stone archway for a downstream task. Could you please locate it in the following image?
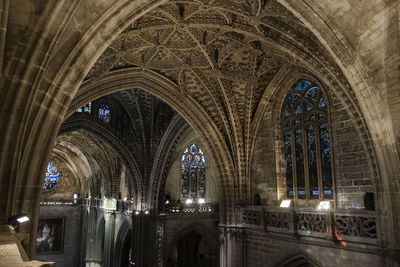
[114,220,132,267]
[274,252,322,267]
[165,223,219,267]
[0,0,398,260]
[69,68,233,216]
[59,117,143,205]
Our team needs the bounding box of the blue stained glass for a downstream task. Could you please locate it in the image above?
[84,103,91,114]
[295,105,302,115]
[284,131,293,198]
[287,93,301,106]
[282,80,332,200]
[307,125,318,198]
[43,163,60,191]
[306,103,313,113]
[298,190,306,196]
[283,104,290,118]
[189,144,198,153]
[182,144,206,200]
[77,103,91,114]
[295,80,311,91]
[320,123,332,198]
[99,105,110,122]
[306,87,319,101]
[295,129,305,198]
[319,95,327,109]
[324,190,332,195]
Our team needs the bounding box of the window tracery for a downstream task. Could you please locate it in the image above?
[98,104,110,122]
[181,144,206,201]
[282,80,333,200]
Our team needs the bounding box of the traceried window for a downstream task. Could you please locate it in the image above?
[98,104,110,122]
[43,163,60,191]
[181,144,206,201]
[282,80,333,200]
[77,102,91,114]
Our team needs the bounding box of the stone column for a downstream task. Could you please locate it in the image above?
[103,210,116,267]
[131,212,158,267]
[219,226,247,267]
[84,203,101,267]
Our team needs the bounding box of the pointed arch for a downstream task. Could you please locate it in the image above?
[59,116,143,206]
[273,251,322,267]
[281,79,333,200]
[114,219,132,267]
[164,222,219,266]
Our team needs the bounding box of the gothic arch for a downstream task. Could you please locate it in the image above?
[46,149,86,196]
[147,114,190,210]
[251,68,380,208]
[0,0,398,256]
[114,219,132,267]
[273,251,322,267]
[59,116,143,204]
[164,222,219,266]
[269,72,337,202]
[280,0,399,246]
[55,136,106,197]
[69,68,234,214]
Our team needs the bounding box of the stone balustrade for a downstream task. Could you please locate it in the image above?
[162,203,218,216]
[241,206,378,245]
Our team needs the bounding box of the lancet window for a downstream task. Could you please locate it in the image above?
[282,80,333,200]
[181,144,206,201]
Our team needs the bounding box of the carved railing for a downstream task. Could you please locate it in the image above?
[40,199,219,216]
[40,199,79,206]
[240,206,378,244]
[264,208,292,231]
[334,211,377,244]
[241,207,262,227]
[163,203,218,216]
[40,198,136,214]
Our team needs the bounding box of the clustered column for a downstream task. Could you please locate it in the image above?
[219,226,247,267]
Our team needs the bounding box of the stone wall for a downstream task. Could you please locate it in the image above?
[163,214,219,264]
[246,229,380,267]
[252,83,375,209]
[165,134,219,204]
[35,205,83,267]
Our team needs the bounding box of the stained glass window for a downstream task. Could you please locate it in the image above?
[181,144,206,201]
[281,80,333,200]
[77,102,91,114]
[98,104,110,122]
[43,163,60,191]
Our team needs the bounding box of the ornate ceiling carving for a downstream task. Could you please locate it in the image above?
[83,0,345,199]
[56,130,125,197]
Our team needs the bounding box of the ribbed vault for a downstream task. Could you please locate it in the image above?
[74,0,364,210]
[55,130,129,199]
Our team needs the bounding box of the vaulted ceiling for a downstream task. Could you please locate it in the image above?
[55,130,125,197]
[82,0,340,192]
